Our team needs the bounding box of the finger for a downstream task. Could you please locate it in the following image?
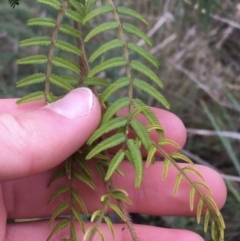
[0,99,45,115]
[118,107,187,154]
[0,99,186,154]
[0,88,101,181]
[3,162,226,218]
[5,221,204,241]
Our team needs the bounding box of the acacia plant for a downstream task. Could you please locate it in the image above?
[10,0,225,240]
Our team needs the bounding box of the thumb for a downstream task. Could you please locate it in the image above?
[0,88,101,181]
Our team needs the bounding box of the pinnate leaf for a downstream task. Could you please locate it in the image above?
[105,149,125,181]
[131,60,163,88]
[84,21,118,42]
[86,133,126,160]
[89,39,124,62]
[100,77,129,104]
[128,43,159,67]
[50,202,69,224]
[174,173,184,196]
[133,79,170,109]
[16,73,45,87]
[48,185,69,204]
[88,57,127,77]
[87,116,128,145]
[17,91,45,104]
[101,97,130,123]
[118,6,148,25]
[109,203,126,221]
[83,4,113,24]
[47,219,69,241]
[123,23,152,46]
[127,139,143,188]
[17,55,47,65]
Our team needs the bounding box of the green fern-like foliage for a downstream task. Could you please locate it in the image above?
[8,0,19,8]
[16,0,225,241]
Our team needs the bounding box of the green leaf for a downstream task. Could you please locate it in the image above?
[56,40,82,56]
[194,182,213,194]
[85,0,98,14]
[103,216,115,239]
[87,116,128,145]
[133,99,165,138]
[182,166,205,181]
[84,77,110,87]
[72,189,88,215]
[84,21,118,42]
[17,91,45,104]
[27,18,82,38]
[17,55,47,65]
[189,187,196,211]
[46,92,58,103]
[131,60,163,88]
[73,171,96,190]
[27,18,56,28]
[128,43,159,68]
[38,0,60,10]
[70,0,84,15]
[97,230,105,241]
[105,149,125,181]
[20,36,51,47]
[50,202,69,224]
[100,77,129,104]
[127,139,143,188]
[49,74,73,91]
[101,97,130,124]
[162,158,171,181]
[88,57,127,77]
[171,152,193,165]
[71,205,85,232]
[204,210,210,232]
[47,219,69,241]
[118,6,148,25]
[16,73,45,87]
[130,106,150,120]
[197,199,203,224]
[91,210,103,222]
[130,119,152,152]
[89,39,124,62]
[60,75,79,85]
[83,5,113,24]
[52,56,80,74]
[158,138,181,149]
[47,185,69,204]
[109,203,126,221]
[111,189,132,205]
[146,145,157,167]
[47,167,66,187]
[123,23,152,46]
[70,224,78,240]
[60,23,82,38]
[65,9,83,24]
[174,173,184,196]
[133,79,170,109]
[86,133,125,160]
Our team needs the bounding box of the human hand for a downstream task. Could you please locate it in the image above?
[0,88,226,241]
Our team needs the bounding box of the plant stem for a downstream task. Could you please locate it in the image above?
[107,0,134,135]
[72,20,98,97]
[44,0,69,100]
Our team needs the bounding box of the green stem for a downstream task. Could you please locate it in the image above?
[153,143,225,239]
[44,0,69,100]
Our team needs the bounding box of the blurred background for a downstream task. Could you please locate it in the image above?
[0,0,240,240]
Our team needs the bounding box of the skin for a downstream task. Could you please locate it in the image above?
[0,88,226,241]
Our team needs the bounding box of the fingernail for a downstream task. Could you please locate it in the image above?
[45,88,93,118]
